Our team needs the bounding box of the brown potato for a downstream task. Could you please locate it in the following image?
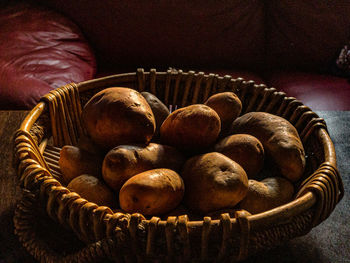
[67,174,117,208]
[59,145,103,184]
[82,87,155,150]
[182,152,248,214]
[141,91,170,139]
[239,177,294,214]
[230,112,306,182]
[102,143,185,192]
[160,104,221,151]
[119,169,185,215]
[204,92,242,131]
[214,134,264,179]
[76,134,104,155]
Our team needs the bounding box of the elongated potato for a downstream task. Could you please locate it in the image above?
[214,134,264,179]
[230,112,305,182]
[82,87,155,150]
[239,177,294,214]
[119,169,184,215]
[160,104,221,151]
[102,143,185,192]
[59,145,103,184]
[141,91,170,139]
[182,152,248,214]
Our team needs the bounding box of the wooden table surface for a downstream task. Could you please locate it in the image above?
[0,110,349,262]
[0,110,37,262]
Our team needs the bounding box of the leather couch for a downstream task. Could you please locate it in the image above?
[1,0,350,110]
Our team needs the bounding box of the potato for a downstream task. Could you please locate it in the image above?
[102,143,185,192]
[239,177,294,214]
[119,169,184,215]
[76,134,104,155]
[82,87,155,150]
[160,104,221,151]
[67,174,117,208]
[214,134,264,179]
[59,145,103,184]
[141,91,170,139]
[181,152,248,214]
[204,92,242,131]
[230,112,306,182]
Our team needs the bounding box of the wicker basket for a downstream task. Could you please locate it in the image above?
[13,69,344,262]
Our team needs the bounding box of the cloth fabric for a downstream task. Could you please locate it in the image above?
[37,0,266,71]
[265,0,350,72]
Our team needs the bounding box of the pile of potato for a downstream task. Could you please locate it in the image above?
[59,87,306,217]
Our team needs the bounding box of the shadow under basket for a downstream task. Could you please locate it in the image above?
[13,69,344,262]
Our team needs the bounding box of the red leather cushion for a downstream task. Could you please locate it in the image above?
[0,2,96,109]
[38,0,265,71]
[266,0,350,71]
[267,72,350,110]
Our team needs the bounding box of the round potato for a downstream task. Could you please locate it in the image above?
[67,174,117,208]
[59,145,103,184]
[160,104,221,151]
[214,134,264,179]
[119,169,184,215]
[82,87,155,150]
[204,92,242,131]
[141,91,170,139]
[102,143,185,192]
[230,112,306,182]
[181,152,248,214]
[239,177,294,214]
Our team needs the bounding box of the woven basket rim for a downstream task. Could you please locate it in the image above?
[17,70,337,226]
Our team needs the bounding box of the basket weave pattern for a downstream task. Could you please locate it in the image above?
[13,69,343,262]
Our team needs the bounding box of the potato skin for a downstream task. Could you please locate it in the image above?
[119,169,185,215]
[141,91,170,139]
[204,92,242,131]
[182,152,248,214]
[102,143,185,192]
[59,145,103,184]
[67,174,117,208]
[82,87,155,150]
[214,134,264,179]
[160,104,221,151]
[230,112,305,182]
[239,177,294,214]
[76,134,104,155]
